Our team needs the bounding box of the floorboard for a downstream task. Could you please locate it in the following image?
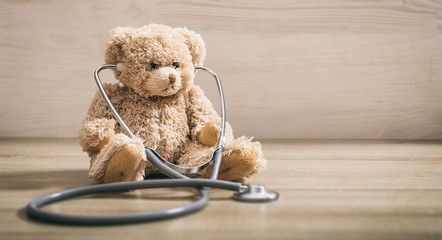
[0,138,441,239]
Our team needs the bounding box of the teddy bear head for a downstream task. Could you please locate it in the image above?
[104,24,206,97]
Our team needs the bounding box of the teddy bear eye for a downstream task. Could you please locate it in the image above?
[150,62,158,70]
[172,62,179,69]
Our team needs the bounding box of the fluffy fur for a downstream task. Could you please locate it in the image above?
[78,24,266,184]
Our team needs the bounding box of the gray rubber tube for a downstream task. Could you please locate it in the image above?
[26,179,242,225]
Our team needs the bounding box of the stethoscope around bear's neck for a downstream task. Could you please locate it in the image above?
[26,64,278,225]
[94,64,226,175]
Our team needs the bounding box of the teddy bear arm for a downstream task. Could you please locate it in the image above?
[78,117,116,154]
[187,85,220,144]
[77,89,117,155]
[187,85,234,146]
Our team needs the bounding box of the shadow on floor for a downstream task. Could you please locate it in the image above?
[0,169,90,190]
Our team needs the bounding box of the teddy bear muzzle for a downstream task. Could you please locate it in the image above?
[142,67,183,97]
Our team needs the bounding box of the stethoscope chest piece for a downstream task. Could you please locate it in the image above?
[233,184,279,203]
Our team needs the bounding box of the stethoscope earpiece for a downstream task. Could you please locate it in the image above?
[116,62,124,72]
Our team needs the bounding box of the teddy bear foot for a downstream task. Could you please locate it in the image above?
[102,145,145,183]
[217,148,260,182]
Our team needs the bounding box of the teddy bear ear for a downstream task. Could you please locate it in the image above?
[104,27,134,65]
[175,27,206,66]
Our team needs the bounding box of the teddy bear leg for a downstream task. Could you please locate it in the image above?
[176,141,217,178]
[89,133,146,184]
[102,145,145,183]
[216,137,266,182]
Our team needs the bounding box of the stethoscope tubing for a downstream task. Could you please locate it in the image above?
[26,179,242,225]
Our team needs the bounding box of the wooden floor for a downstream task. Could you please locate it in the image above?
[0,138,441,240]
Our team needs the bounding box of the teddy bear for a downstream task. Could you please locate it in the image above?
[77,24,266,184]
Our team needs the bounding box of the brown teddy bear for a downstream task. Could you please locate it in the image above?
[78,24,266,184]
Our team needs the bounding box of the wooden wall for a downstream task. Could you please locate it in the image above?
[1,0,441,139]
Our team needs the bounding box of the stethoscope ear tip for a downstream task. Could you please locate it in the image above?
[116,63,124,72]
[233,184,279,203]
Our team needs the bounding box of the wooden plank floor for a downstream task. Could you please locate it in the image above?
[0,138,441,240]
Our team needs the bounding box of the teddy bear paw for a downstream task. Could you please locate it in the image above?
[199,123,220,147]
[102,145,144,183]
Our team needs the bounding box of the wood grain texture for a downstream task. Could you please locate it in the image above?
[1,0,442,139]
[0,138,441,239]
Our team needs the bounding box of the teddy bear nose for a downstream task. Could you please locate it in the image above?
[169,74,176,84]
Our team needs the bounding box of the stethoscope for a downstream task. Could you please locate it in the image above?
[26,64,279,225]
